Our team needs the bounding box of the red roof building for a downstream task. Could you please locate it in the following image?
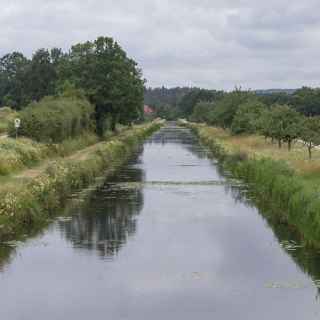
[144,105,154,115]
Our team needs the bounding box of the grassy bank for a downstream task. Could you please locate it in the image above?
[0,132,99,176]
[0,121,163,240]
[181,121,320,248]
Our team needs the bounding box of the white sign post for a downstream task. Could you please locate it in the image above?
[14,118,21,139]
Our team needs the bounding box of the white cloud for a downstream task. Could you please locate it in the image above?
[0,0,319,89]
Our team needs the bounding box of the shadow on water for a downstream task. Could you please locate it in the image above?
[57,150,145,259]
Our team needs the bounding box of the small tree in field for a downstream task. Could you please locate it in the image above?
[301,116,320,159]
[263,105,302,150]
[231,98,266,134]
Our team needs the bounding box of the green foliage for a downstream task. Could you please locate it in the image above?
[0,37,144,134]
[209,89,252,128]
[292,87,320,116]
[301,116,320,159]
[63,37,144,134]
[178,88,224,118]
[8,95,94,143]
[259,105,303,149]
[0,107,17,133]
[231,99,266,134]
[190,101,215,123]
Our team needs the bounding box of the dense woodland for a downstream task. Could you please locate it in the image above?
[0,36,145,138]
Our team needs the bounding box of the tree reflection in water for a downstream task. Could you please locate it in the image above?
[58,151,145,259]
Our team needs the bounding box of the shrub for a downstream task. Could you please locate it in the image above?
[8,95,95,143]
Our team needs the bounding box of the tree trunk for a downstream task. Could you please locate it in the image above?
[288,140,292,151]
[308,145,312,160]
[278,139,282,148]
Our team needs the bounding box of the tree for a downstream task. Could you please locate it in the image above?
[261,105,303,150]
[190,101,215,123]
[26,49,58,102]
[64,37,144,135]
[301,116,320,159]
[209,89,252,128]
[231,98,266,134]
[0,52,30,108]
[178,89,224,118]
[292,87,320,116]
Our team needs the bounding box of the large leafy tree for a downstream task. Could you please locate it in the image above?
[64,37,144,134]
[210,89,252,128]
[0,52,30,108]
[231,98,266,134]
[26,49,58,102]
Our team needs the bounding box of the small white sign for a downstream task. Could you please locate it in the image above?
[14,118,21,128]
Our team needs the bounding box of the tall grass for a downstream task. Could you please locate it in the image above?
[0,132,99,175]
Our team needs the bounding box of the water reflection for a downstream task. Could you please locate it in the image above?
[58,153,145,259]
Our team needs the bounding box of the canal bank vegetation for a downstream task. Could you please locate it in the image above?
[0,120,163,240]
[0,107,17,134]
[180,121,320,247]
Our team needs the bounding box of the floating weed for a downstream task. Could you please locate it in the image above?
[279,240,304,251]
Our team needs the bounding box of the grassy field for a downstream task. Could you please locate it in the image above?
[183,121,320,248]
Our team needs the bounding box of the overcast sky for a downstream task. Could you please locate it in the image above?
[1,0,319,90]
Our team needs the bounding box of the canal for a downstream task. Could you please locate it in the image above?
[1,124,320,319]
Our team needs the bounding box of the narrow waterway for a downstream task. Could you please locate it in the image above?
[1,124,320,319]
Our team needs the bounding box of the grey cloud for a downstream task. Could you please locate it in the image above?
[0,0,320,90]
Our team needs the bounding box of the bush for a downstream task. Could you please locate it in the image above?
[0,107,17,134]
[9,95,95,143]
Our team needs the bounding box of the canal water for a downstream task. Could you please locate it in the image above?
[1,124,320,319]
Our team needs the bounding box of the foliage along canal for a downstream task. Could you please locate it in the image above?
[1,123,320,319]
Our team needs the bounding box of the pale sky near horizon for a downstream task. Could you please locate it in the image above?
[0,0,319,90]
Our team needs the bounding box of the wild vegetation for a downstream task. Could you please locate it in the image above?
[0,107,17,134]
[0,36,144,136]
[0,121,163,240]
[8,94,94,143]
[181,121,320,247]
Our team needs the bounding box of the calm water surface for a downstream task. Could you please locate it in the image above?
[1,124,320,319]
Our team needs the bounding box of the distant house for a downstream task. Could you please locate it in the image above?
[144,105,154,115]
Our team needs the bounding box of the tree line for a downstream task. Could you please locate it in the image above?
[0,36,144,136]
[191,89,320,159]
